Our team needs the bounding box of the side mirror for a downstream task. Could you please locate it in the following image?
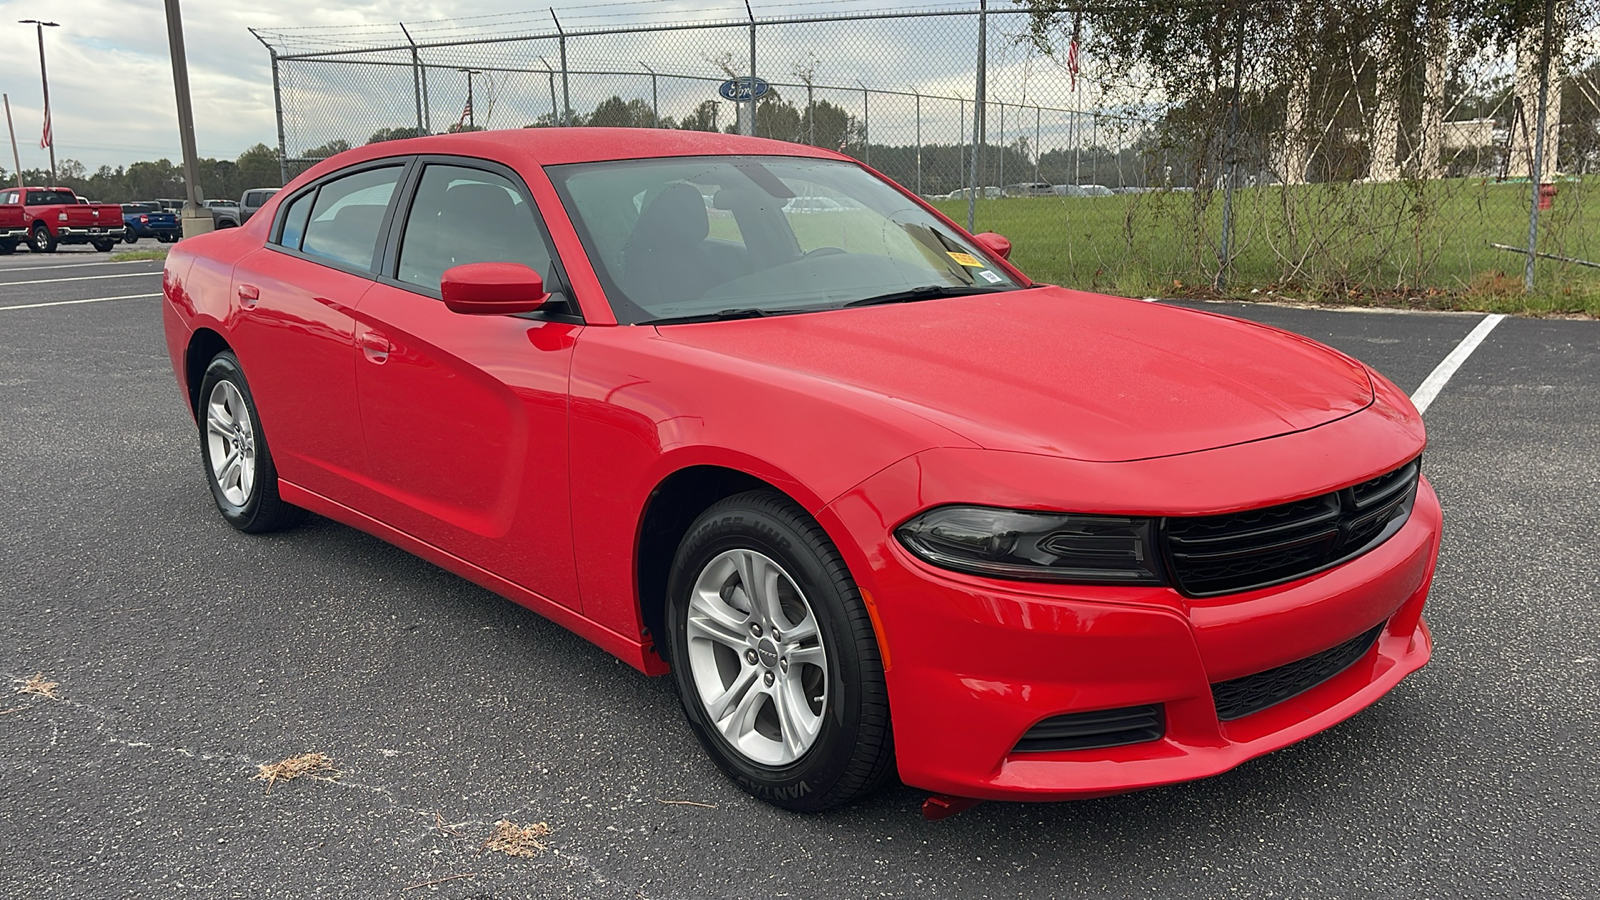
[973,232,1012,260]
[441,262,549,315]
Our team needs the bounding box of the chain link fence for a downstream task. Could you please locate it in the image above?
[253,3,1600,307]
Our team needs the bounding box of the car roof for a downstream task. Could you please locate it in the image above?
[294,128,849,185]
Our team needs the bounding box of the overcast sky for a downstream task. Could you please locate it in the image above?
[0,0,1105,173]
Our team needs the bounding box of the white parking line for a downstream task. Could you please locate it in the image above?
[0,259,164,274]
[0,271,164,287]
[1410,313,1506,415]
[0,292,162,311]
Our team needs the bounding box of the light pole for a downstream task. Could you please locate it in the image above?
[456,68,482,129]
[162,0,210,237]
[18,19,59,182]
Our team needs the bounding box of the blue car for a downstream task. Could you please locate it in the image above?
[121,203,179,244]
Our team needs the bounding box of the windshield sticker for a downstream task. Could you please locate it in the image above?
[977,269,1004,284]
[946,251,983,268]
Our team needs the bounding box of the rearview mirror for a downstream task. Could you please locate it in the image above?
[441,262,549,315]
[973,232,1012,260]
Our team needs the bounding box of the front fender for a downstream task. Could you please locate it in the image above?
[566,324,978,648]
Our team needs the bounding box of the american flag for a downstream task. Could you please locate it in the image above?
[1067,13,1082,92]
[40,98,52,149]
[456,98,473,128]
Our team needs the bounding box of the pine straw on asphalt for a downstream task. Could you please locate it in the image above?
[480,820,553,858]
[14,673,61,700]
[254,752,338,792]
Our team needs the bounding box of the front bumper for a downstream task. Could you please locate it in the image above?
[0,227,25,240]
[821,431,1439,802]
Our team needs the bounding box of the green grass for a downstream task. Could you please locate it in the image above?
[110,247,168,262]
[930,177,1600,317]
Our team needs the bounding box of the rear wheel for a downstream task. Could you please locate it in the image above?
[124,227,138,244]
[0,240,15,255]
[92,240,114,252]
[28,224,55,253]
[665,490,894,812]
[197,351,306,534]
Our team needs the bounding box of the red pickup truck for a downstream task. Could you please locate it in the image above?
[0,197,25,254]
[0,186,124,253]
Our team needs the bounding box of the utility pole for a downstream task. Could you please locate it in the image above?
[162,1,211,237]
[5,94,24,193]
[18,19,59,183]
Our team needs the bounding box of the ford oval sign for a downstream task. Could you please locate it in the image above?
[718,76,770,102]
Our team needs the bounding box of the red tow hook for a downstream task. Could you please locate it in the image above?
[920,794,983,820]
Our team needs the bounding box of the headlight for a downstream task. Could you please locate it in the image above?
[895,506,1166,585]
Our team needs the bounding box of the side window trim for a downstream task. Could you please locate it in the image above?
[266,156,416,280]
[377,154,582,323]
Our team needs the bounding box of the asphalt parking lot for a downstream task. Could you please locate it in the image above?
[1,247,1596,899]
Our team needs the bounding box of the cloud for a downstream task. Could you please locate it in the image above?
[0,1,1138,172]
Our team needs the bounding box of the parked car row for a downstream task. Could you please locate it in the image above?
[925,184,1183,201]
[0,186,280,253]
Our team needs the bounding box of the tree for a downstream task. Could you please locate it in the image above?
[680,100,721,132]
[235,143,282,189]
[366,127,425,144]
[800,99,854,151]
[754,90,803,142]
[587,95,656,128]
[125,159,184,199]
[302,139,351,158]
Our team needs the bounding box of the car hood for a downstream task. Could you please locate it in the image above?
[651,286,1373,462]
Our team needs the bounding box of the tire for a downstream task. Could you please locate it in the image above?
[665,490,894,812]
[92,240,114,252]
[124,227,138,244]
[27,224,56,253]
[196,351,307,534]
[0,240,15,255]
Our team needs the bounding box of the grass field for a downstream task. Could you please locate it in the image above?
[931,177,1600,316]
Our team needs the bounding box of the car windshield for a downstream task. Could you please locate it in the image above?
[545,155,1021,324]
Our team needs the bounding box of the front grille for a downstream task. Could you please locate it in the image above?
[1013,704,1165,753]
[1163,458,1420,597]
[1211,623,1384,721]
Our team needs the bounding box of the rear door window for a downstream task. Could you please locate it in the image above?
[299,167,403,271]
[276,190,315,251]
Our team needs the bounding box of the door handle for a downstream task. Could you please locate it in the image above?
[236,283,260,309]
[358,330,392,364]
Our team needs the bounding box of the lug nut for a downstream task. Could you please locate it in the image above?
[745,649,759,665]
[750,622,763,637]
[779,658,789,673]
[763,672,775,687]
[771,630,781,642]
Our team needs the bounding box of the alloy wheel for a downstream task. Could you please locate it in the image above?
[205,380,257,507]
[684,548,830,767]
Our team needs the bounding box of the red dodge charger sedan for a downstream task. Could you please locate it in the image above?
[161,129,1438,812]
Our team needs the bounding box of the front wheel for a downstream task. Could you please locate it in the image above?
[0,240,15,255]
[124,227,138,244]
[665,490,894,812]
[196,352,306,534]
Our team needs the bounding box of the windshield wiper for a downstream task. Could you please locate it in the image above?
[650,307,802,325]
[843,285,1005,308]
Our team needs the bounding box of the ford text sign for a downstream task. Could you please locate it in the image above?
[717,76,770,102]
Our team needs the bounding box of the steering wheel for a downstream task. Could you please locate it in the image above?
[803,246,848,259]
